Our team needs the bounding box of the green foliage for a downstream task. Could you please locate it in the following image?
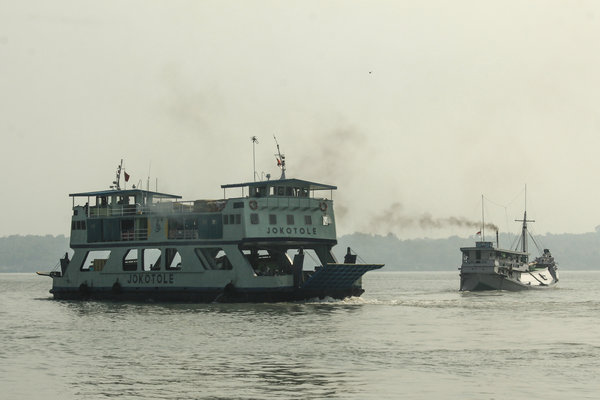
[2,231,598,272]
[335,231,600,271]
[0,235,69,272]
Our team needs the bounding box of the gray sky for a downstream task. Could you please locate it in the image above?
[2,1,600,239]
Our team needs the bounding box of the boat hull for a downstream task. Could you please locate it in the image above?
[460,270,558,291]
[48,263,383,302]
[49,286,365,302]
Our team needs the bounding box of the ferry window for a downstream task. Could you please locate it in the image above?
[118,196,132,205]
[235,214,241,224]
[81,250,111,271]
[223,215,229,225]
[143,248,162,271]
[121,219,134,240]
[277,186,285,196]
[136,217,148,240]
[304,215,312,225]
[242,248,282,276]
[322,215,330,226]
[269,214,277,225]
[168,217,184,239]
[301,188,309,197]
[72,220,86,230]
[195,248,232,270]
[165,248,182,270]
[250,213,259,224]
[285,187,293,196]
[287,215,295,225]
[233,202,244,209]
[251,187,267,198]
[168,217,198,239]
[123,249,138,271]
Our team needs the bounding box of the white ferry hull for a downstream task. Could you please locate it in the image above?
[48,262,383,302]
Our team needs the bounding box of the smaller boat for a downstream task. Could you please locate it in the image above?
[459,201,559,291]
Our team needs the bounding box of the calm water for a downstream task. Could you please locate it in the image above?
[1,271,599,400]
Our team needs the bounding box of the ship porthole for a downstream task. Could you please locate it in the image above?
[249,200,258,210]
[319,202,328,212]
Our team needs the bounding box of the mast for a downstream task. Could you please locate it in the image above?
[251,136,259,181]
[515,185,535,254]
[274,135,286,180]
[111,159,123,190]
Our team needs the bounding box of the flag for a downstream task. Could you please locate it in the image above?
[124,172,130,182]
[476,231,481,235]
[277,158,281,166]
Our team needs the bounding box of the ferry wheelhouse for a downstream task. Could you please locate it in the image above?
[40,166,383,302]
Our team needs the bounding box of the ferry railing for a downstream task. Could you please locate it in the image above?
[121,229,148,241]
[88,204,142,217]
[263,196,320,210]
[86,201,219,218]
[167,229,199,240]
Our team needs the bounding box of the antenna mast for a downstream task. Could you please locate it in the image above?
[251,136,259,181]
[111,159,123,190]
[274,135,286,179]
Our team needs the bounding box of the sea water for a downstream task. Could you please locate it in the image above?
[1,271,599,399]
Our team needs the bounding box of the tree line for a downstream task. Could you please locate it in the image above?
[1,231,599,272]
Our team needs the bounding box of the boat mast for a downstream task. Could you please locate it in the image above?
[251,136,259,181]
[515,185,535,254]
[111,159,123,190]
[274,135,286,180]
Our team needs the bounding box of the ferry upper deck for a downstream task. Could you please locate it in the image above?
[69,178,338,247]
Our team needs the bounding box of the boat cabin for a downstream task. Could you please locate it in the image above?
[460,241,528,269]
[68,178,338,247]
[221,178,336,200]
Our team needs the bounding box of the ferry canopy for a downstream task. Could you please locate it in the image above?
[69,189,182,199]
[221,178,337,191]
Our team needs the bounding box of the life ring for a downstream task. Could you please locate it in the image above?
[249,200,258,210]
[319,202,328,212]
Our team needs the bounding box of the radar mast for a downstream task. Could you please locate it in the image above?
[274,135,286,180]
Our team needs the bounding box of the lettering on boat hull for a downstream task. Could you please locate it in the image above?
[127,273,174,285]
[266,227,318,235]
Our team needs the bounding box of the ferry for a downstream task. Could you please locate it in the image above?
[38,154,384,302]
[459,209,559,291]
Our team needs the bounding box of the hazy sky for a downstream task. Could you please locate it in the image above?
[2,1,600,239]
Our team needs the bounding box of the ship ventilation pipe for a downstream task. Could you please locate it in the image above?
[496,230,499,248]
[344,247,357,264]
